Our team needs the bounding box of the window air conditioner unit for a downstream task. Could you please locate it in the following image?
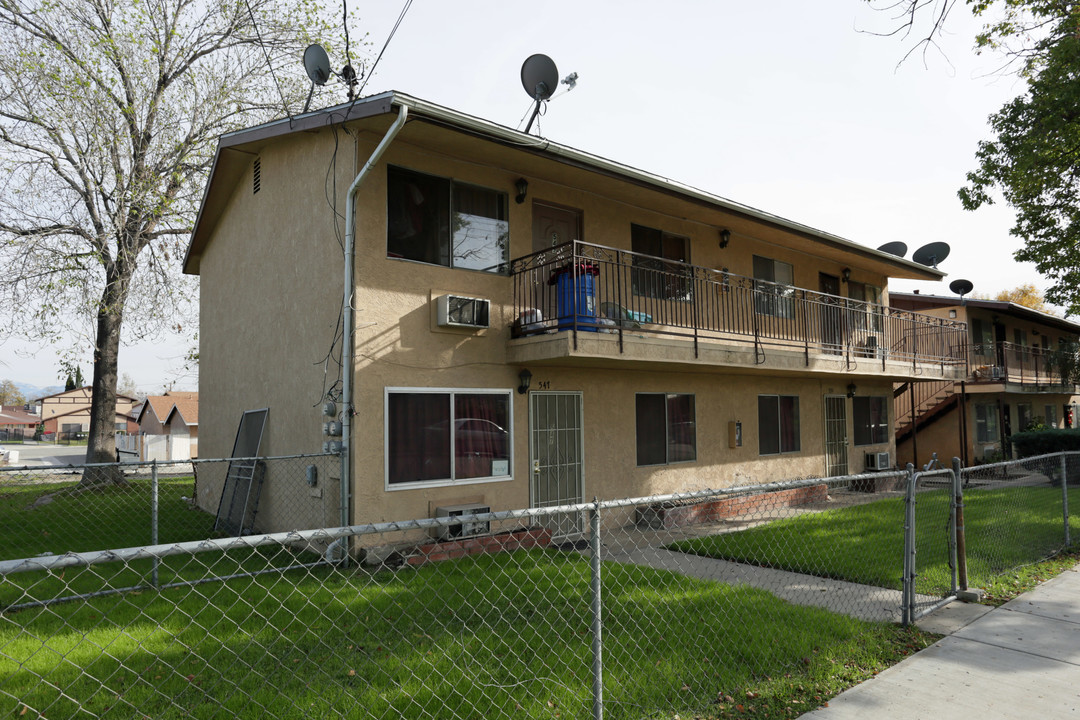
[865,451,890,470]
[433,503,491,540]
[436,294,490,329]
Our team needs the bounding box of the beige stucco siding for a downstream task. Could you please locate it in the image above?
[196,120,906,531]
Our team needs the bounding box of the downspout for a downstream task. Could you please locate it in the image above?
[340,104,409,540]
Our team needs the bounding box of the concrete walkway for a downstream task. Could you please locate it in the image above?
[799,565,1080,718]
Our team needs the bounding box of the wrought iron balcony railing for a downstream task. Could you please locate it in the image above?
[509,241,968,370]
[969,342,1078,387]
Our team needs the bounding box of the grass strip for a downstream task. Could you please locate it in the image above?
[2,549,935,719]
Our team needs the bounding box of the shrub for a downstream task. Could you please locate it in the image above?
[1010,429,1080,458]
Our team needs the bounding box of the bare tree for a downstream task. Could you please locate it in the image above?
[0,0,341,482]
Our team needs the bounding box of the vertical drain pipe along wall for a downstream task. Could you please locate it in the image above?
[342,104,410,533]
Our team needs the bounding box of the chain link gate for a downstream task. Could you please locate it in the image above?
[902,465,959,625]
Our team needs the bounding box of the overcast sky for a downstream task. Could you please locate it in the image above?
[0,1,1040,391]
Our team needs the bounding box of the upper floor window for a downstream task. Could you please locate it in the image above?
[631,224,691,300]
[387,166,509,274]
[753,256,794,318]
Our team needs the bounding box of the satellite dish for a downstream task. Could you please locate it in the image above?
[950,278,974,296]
[521,54,558,101]
[304,44,331,85]
[302,44,332,114]
[877,241,907,258]
[912,241,951,268]
[521,54,559,134]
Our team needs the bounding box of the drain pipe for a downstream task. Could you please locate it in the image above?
[340,104,409,542]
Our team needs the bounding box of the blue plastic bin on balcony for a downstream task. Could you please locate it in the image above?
[549,262,600,331]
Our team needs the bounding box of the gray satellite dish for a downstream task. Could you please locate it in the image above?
[304,44,332,85]
[521,54,559,134]
[303,44,332,113]
[949,278,974,296]
[877,241,907,258]
[912,241,951,268]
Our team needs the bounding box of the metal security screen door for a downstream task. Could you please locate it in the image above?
[529,391,585,539]
[824,395,849,477]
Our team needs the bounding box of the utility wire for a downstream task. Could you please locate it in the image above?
[243,0,293,122]
[355,0,414,97]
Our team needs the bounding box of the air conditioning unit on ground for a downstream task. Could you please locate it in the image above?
[433,503,491,540]
[436,294,490,328]
[864,451,891,470]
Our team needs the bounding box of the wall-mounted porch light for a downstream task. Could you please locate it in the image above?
[518,368,533,394]
[846,382,857,398]
[719,228,731,249]
[841,267,851,283]
[515,178,529,204]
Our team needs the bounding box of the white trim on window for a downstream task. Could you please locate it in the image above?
[384,386,514,491]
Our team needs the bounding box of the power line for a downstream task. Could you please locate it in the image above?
[355,0,415,97]
[243,0,293,121]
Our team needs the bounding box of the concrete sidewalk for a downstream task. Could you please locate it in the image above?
[800,565,1080,718]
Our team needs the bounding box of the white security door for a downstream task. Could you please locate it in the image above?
[824,395,849,477]
[529,391,585,539]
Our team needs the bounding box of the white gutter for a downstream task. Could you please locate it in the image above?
[340,104,409,538]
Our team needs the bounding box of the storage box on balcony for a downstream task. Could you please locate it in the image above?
[549,262,600,331]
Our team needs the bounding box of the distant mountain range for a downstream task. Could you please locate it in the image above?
[12,382,63,402]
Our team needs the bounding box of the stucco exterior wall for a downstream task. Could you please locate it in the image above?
[195,119,913,532]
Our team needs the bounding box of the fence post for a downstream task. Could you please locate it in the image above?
[902,463,915,626]
[1062,453,1071,548]
[589,497,603,720]
[151,460,159,589]
[951,457,965,594]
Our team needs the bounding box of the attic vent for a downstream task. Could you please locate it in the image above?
[252,158,261,194]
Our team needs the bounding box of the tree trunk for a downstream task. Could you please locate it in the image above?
[80,285,126,486]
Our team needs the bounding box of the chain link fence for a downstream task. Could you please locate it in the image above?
[958,451,1079,586]
[1,456,1076,718]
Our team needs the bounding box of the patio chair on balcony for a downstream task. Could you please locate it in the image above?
[601,302,652,329]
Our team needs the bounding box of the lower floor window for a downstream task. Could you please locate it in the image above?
[636,393,696,465]
[386,389,511,486]
[1045,404,1058,428]
[853,396,888,446]
[975,403,999,443]
[758,395,800,455]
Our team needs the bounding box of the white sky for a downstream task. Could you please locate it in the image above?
[0,1,1041,390]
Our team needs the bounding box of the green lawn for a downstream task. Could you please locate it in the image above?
[1,550,936,720]
[670,486,1079,600]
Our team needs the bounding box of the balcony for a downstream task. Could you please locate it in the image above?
[969,342,1078,389]
[508,241,967,379]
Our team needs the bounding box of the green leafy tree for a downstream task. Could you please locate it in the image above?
[870,1,1080,314]
[0,0,344,481]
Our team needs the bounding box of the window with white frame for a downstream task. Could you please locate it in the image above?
[752,255,795,318]
[635,393,696,466]
[853,396,888,445]
[386,388,512,487]
[975,403,999,444]
[386,166,509,274]
[758,394,800,455]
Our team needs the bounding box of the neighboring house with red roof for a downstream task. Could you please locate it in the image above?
[0,406,39,440]
[164,397,199,458]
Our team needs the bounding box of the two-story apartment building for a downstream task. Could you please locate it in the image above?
[183,92,964,533]
[892,292,1080,466]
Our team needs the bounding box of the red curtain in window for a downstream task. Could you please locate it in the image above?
[454,394,509,479]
